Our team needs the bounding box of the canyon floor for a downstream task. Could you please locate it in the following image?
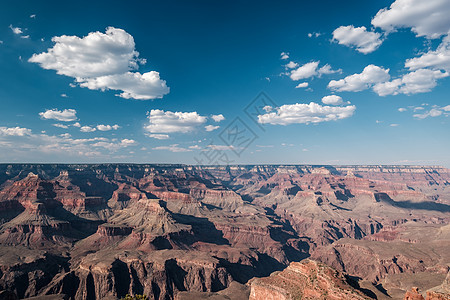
[0,164,448,299]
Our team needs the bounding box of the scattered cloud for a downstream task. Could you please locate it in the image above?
[295,82,309,88]
[9,25,23,35]
[332,25,383,54]
[206,145,237,151]
[52,124,69,129]
[80,126,96,133]
[205,125,220,131]
[147,134,170,140]
[153,144,192,152]
[29,27,169,100]
[308,32,321,38]
[398,107,407,112]
[290,61,341,81]
[285,61,299,69]
[61,93,68,98]
[0,126,32,136]
[390,123,399,127]
[96,124,120,131]
[30,14,36,19]
[39,109,77,122]
[371,0,450,39]
[328,64,390,92]
[405,34,450,72]
[211,114,225,122]
[321,95,344,105]
[373,69,448,96]
[280,52,289,60]
[144,109,207,137]
[413,105,450,119]
[258,102,356,125]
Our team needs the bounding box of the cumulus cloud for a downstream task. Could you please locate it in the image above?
[80,126,96,133]
[152,144,192,152]
[405,35,450,71]
[371,0,450,39]
[0,126,32,136]
[328,64,390,92]
[321,95,344,105]
[96,124,120,131]
[29,27,169,100]
[295,82,309,88]
[285,61,299,69]
[144,109,207,137]
[52,124,69,129]
[257,102,356,125]
[280,52,289,60]
[290,61,341,81]
[373,69,448,95]
[9,25,23,35]
[205,125,220,131]
[398,107,407,112]
[211,114,225,122]
[39,109,77,122]
[332,25,383,54]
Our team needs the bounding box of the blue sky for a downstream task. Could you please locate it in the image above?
[0,0,449,166]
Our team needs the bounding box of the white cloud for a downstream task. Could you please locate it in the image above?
[390,123,399,127]
[321,95,344,105]
[80,126,96,133]
[405,35,450,71]
[29,27,169,100]
[30,14,36,19]
[152,144,192,152]
[96,124,120,131]
[39,109,77,122]
[21,35,30,39]
[78,71,169,100]
[211,114,225,122]
[61,93,68,98]
[413,105,450,119]
[257,102,356,125]
[0,126,31,136]
[371,0,450,39]
[398,108,407,112]
[285,61,299,69]
[9,25,22,35]
[295,82,309,88]
[290,61,340,81]
[332,25,383,54]
[52,124,69,129]
[373,69,448,95]
[290,62,319,80]
[189,145,201,150]
[281,52,289,60]
[205,125,220,131]
[147,134,169,140]
[328,64,390,92]
[144,109,207,136]
[73,122,81,127]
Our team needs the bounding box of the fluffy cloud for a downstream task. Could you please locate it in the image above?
[371,0,450,39]
[52,124,69,129]
[39,109,77,122]
[257,102,356,125]
[332,25,383,54]
[321,95,344,105]
[0,126,32,136]
[80,126,96,133]
[285,61,299,69]
[328,65,390,92]
[211,114,225,122]
[295,82,309,88]
[373,69,448,95]
[29,27,169,100]
[96,124,120,131]
[78,71,169,100]
[405,35,450,71]
[153,144,192,152]
[144,109,207,136]
[290,61,340,81]
[205,125,220,131]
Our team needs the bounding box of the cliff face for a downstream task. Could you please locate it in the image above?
[0,164,448,299]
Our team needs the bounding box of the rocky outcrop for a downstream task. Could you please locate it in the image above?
[249,259,372,300]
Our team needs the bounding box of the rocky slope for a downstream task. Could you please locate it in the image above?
[0,164,448,299]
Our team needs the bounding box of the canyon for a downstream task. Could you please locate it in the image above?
[0,164,448,299]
